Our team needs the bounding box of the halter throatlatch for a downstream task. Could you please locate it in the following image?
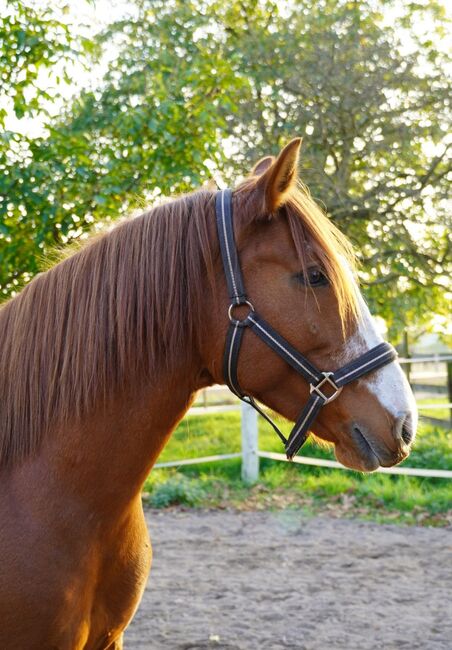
[215,189,398,459]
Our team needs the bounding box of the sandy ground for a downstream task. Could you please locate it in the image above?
[125,509,452,650]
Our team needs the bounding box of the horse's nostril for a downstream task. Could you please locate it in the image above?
[396,412,414,445]
[401,423,413,445]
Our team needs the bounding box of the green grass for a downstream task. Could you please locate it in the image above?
[143,412,452,527]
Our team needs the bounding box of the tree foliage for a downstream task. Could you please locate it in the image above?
[0,0,74,123]
[1,0,450,340]
[0,0,95,287]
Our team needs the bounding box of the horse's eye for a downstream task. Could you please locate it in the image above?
[294,267,329,287]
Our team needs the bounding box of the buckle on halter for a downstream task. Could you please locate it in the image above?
[310,372,342,404]
[228,300,255,326]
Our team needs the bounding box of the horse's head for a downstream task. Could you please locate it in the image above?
[205,138,417,471]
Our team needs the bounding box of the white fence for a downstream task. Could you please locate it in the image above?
[154,356,452,482]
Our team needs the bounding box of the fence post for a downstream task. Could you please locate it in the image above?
[241,401,259,484]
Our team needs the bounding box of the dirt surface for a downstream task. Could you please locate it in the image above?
[125,509,452,649]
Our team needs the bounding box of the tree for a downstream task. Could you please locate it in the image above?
[0,0,95,293]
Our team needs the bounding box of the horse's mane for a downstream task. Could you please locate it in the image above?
[0,183,358,468]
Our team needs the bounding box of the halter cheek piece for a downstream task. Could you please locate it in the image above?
[215,189,397,459]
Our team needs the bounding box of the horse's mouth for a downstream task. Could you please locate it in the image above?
[334,423,410,472]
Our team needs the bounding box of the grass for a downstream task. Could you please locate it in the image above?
[143,412,452,527]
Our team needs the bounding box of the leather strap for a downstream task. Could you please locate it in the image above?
[248,313,322,384]
[333,342,397,386]
[285,394,324,459]
[215,190,247,305]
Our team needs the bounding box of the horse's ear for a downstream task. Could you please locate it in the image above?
[257,138,302,213]
[252,156,275,176]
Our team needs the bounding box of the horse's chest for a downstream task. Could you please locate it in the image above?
[0,498,152,650]
[85,518,152,647]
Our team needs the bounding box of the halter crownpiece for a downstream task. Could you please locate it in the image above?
[215,189,398,459]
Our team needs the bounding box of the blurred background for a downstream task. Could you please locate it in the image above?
[0,0,451,523]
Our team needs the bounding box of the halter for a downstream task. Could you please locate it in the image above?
[215,189,397,459]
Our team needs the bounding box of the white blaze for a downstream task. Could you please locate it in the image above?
[341,268,418,436]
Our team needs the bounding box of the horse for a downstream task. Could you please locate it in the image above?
[0,138,417,648]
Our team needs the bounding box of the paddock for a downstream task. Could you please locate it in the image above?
[125,509,451,649]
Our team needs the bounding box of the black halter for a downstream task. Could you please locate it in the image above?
[215,189,398,459]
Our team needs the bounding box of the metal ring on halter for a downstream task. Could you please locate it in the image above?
[228,300,255,326]
[309,372,343,404]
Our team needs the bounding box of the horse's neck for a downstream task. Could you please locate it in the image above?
[3,198,219,518]
[18,360,205,520]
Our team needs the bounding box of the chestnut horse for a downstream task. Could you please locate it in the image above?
[0,139,416,648]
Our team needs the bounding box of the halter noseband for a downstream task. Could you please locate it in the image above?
[215,189,397,459]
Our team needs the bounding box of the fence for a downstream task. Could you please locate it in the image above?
[154,355,452,482]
